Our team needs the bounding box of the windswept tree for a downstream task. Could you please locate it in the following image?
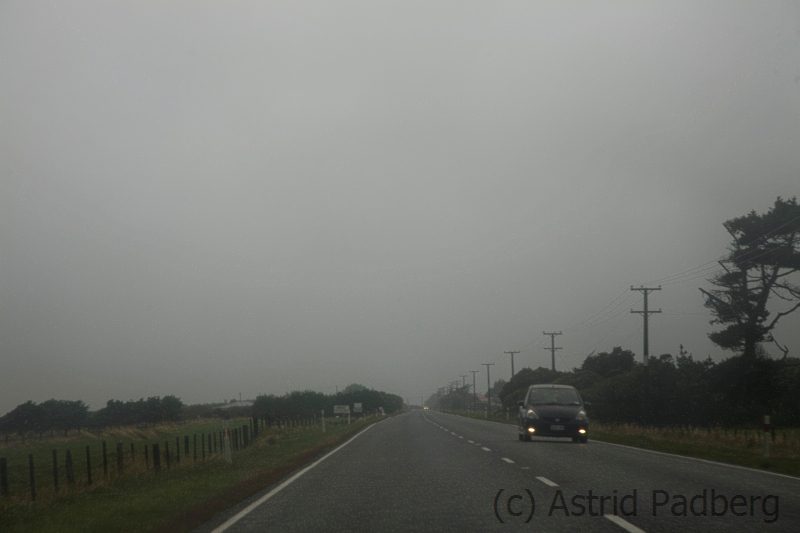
[701,197,800,358]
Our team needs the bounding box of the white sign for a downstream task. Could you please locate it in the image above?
[333,404,350,414]
[353,403,363,413]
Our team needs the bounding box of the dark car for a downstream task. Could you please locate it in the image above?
[517,384,589,443]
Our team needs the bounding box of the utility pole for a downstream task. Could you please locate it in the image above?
[503,350,520,379]
[630,285,662,364]
[461,374,467,388]
[543,331,562,371]
[469,370,479,411]
[482,362,495,418]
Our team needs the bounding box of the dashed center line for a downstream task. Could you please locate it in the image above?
[467,440,474,444]
[501,457,514,464]
[604,514,646,533]
[481,446,491,452]
[535,476,559,487]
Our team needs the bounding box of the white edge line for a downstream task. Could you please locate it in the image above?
[535,476,559,487]
[604,514,646,533]
[467,439,474,444]
[501,457,514,464]
[211,422,379,532]
[481,446,491,452]
[593,439,800,482]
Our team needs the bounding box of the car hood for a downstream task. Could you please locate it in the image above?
[527,405,583,418]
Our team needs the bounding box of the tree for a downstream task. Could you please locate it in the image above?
[40,399,89,435]
[701,197,800,358]
[581,347,636,377]
[0,401,45,436]
[342,383,368,394]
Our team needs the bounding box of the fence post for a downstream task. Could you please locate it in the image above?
[85,446,92,485]
[28,454,36,501]
[763,415,771,459]
[114,443,122,475]
[202,433,206,460]
[184,435,189,456]
[176,437,181,464]
[1,457,8,497]
[130,442,135,462]
[65,450,75,486]
[165,441,170,469]
[152,443,161,472]
[102,441,108,479]
[243,426,249,447]
[207,433,212,456]
[223,429,232,463]
[52,449,59,492]
[144,443,149,469]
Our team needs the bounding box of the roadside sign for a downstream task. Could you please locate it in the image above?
[353,403,363,413]
[333,404,350,415]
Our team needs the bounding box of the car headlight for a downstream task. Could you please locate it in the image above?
[526,409,538,419]
[575,410,587,421]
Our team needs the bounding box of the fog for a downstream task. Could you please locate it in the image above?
[2,1,799,412]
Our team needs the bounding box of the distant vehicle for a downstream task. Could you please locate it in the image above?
[423,406,430,410]
[517,384,589,443]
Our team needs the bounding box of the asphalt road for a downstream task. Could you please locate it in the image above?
[199,410,800,532]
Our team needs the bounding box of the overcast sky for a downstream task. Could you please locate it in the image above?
[2,1,799,412]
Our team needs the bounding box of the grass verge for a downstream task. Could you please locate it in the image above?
[0,417,379,532]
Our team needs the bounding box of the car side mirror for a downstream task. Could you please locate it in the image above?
[583,401,592,408]
[517,401,524,408]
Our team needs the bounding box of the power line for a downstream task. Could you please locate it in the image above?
[508,213,800,363]
[645,212,800,286]
[564,288,630,331]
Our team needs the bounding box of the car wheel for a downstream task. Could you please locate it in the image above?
[518,433,524,441]
[523,433,532,442]
[571,437,579,443]
[579,436,588,444]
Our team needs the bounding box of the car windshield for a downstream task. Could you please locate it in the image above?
[528,388,581,406]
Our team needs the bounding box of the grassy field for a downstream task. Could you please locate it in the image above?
[0,417,254,505]
[590,422,800,477]
[0,416,378,532]
[442,409,800,477]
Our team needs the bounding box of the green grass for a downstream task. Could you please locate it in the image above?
[0,417,378,532]
[590,422,800,477]
[0,418,253,504]
[441,409,800,478]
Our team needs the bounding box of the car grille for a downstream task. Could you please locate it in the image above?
[542,416,573,423]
